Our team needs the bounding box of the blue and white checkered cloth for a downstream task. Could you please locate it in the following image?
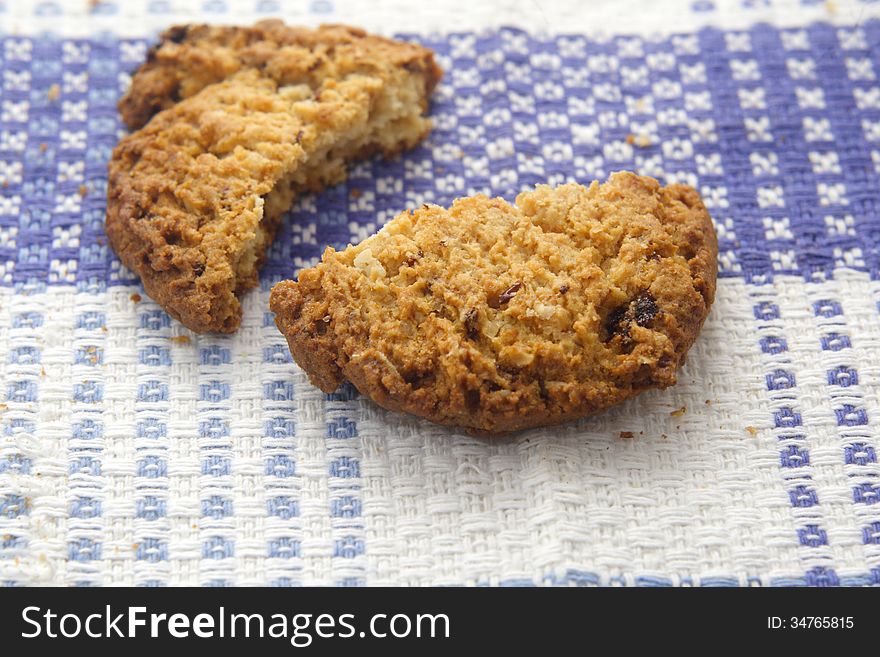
[1,0,880,586]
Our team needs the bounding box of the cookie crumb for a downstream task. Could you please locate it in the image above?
[745,426,759,437]
[78,184,88,197]
[619,431,635,439]
[130,293,142,303]
[39,143,48,153]
[47,83,60,101]
[170,335,191,345]
[1,180,8,189]
[670,406,686,417]
[349,188,361,199]
[626,133,651,148]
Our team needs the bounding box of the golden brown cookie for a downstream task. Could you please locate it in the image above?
[270,172,718,434]
[107,21,441,333]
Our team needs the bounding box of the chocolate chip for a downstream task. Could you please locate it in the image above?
[295,129,304,144]
[631,292,658,327]
[488,281,523,309]
[605,292,659,345]
[499,281,523,304]
[166,26,188,43]
[558,284,569,295]
[463,308,479,340]
[606,304,628,336]
[192,262,205,277]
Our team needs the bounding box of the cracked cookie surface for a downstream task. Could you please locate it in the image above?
[107,21,441,333]
[271,172,718,435]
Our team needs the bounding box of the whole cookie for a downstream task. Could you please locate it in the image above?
[270,172,718,434]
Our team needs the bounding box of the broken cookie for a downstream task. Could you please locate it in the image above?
[270,172,718,434]
[107,21,441,332]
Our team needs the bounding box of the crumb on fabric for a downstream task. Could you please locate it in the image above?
[47,84,60,101]
[170,335,191,345]
[619,431,635,439]
[626,133,652,148]
[670,406,686,417]
[745,426,759,437]
[130,293,142,303]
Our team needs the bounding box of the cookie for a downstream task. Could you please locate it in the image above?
[107,21,441,333]
[270,172,718,435]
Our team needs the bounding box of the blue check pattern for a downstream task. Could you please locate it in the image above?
[1,22,878,291]
[1,20,880,586]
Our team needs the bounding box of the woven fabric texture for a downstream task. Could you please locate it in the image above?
[2,1,880,585]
